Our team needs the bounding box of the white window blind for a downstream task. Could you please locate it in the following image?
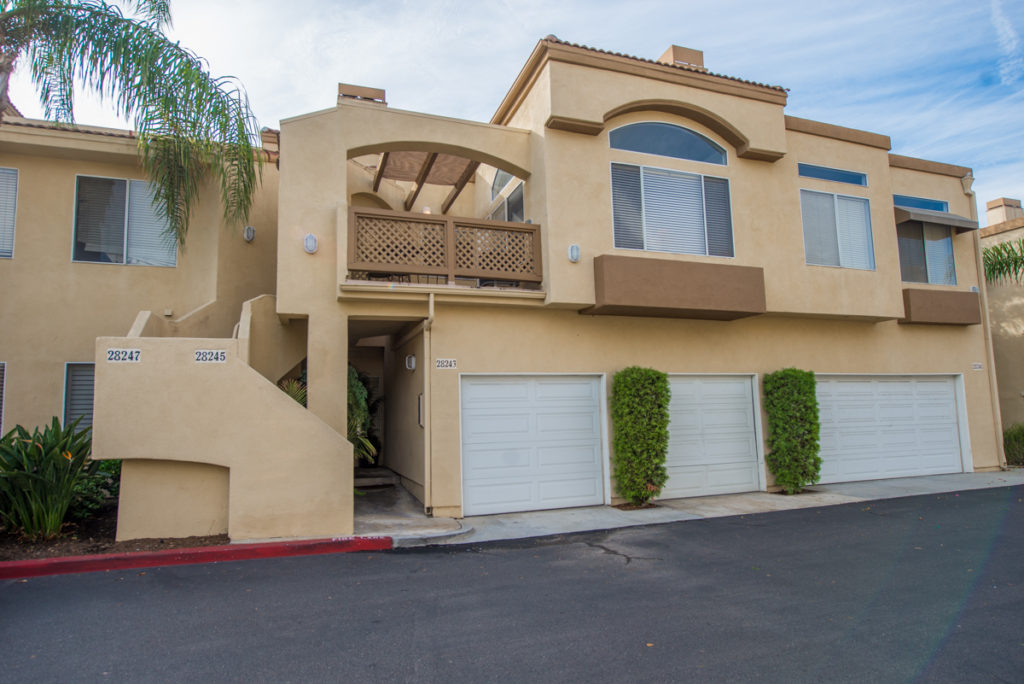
[924,224,956,285]
[0,167,18,258]
[126,180,176,266]
[64,363,95,430]
[801,189,874,270]
[611,163,733,257]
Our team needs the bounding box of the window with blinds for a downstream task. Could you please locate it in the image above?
[73,176,176,266]
[0,167,17,258]
[800,189,874,270]
[611,163,733,257]
[897,221,956,285]
[64,363,95,431]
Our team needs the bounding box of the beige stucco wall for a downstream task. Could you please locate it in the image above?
[93,335,353,540]
[238,295,307,384]
[117,460,230,539]
[0,123,278,433]
[981,225,1024,428]
[384,331,425,500]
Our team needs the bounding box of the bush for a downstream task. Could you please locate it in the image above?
[763,368,821,494]
[611,366,670,505]
[69,458,121,521]
[0,418,98,539]
[348,365,377,464]
[1004,423,1024,466]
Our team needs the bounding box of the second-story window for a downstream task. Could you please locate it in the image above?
[800,189,874,270]
[611,163,733,257]
[897,222,956,285]
[73,176,177,266]
[0,167,17,258]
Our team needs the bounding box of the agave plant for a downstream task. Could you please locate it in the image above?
[0,417,97,540]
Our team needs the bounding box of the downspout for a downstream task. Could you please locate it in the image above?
[422,293,435,513]
[966,175,1008,469]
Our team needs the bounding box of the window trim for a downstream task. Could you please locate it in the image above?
[70,173,177,267]
[609,121,728,167]
[0,166,18,259]
[798,163,868,187]
[800,188,876,271]
[609,161,736,259]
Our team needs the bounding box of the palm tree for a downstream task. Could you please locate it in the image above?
[983,239,1024,285]
[0,0,260,244]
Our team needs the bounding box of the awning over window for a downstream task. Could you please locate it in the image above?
[894,207,978,234]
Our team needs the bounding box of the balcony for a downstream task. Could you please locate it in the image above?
[347,207,542,289]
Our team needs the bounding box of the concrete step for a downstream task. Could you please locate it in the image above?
[354,467,400,487]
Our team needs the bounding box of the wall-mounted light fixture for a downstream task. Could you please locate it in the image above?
[242,225,256,243]
[303,233,319,254]
[568,244,581,263]
[405,354,417,371]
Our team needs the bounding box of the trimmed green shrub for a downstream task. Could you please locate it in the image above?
[611,366,670,505]
[69,459,121,521]
[763,368,821,494]
[0,418,97,540]
[1004,423,1024,466]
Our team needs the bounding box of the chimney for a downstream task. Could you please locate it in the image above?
[986,197,1024,226]
[657,45,706,71]
[337,83,387,106]
[259,128,279,154]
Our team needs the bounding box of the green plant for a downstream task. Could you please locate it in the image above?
[278,377,308,407]
[984,239,1024,284]
[763,368,821,494]
[611,366,670,505]
[348,365,377,463]
[1004,423,1024,466]
[0,0,261,246]
[69,458,121,520]
[0,417,97,539]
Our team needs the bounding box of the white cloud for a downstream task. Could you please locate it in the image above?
[992,0,1024,85]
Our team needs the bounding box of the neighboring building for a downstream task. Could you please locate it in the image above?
[980,197,1024,429]
[3,37,1006,542]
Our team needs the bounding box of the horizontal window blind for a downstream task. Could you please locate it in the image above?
[703,176,733,257]
[643,167,705,254]
[897,223,927,283]
[126,180,176,266]
[924,224,956,285]
[836,196,874,270]
[611,163,644,249]
[75,177,126,263]
[0,168,16,258]
[801,189,873,270]
[64,363,95,431]
[801,190,840,266]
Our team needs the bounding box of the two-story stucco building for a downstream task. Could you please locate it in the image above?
[1,37,1005,542]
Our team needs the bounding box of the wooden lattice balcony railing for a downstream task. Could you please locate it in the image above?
[348,207,543,286]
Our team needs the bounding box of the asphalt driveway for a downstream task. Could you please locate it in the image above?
[2,485,1021,683]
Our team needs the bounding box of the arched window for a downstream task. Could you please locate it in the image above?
[610,122,727,165]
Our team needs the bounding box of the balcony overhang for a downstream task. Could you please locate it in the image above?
[900,288,981,326]
[584,254,766,320]
[894,207,978,234]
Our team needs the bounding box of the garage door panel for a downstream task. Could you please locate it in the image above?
[462,376,604,516]
[817,376,963,484]
[660,376,760,500]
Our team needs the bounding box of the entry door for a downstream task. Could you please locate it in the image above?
[461,375,605,516]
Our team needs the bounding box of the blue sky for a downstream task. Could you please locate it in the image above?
[9,0,1023,221]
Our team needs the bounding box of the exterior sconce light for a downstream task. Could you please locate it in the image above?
[242,225,256,242]
[422,206,432,215]
[405,354,417,371]
[568,244,581,263]
[303,233,319,254]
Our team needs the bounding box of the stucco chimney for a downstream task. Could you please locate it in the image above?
[337,83,387,106]
[657,45,706,71]
[987,197,1024,226]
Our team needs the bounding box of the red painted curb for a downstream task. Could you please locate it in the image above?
[0,536,394,580]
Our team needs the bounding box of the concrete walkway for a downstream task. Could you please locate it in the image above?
[354,469,1024,547]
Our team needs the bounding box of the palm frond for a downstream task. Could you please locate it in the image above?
[983,239,1024,285]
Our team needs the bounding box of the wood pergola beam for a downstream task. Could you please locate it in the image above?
[372,152,389,192]
[404,152,438,211]
[441,161,480,215]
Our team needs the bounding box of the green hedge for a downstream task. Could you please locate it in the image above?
[1005,423,1024,466]
[763,368,821,494]
[611,366,670,505]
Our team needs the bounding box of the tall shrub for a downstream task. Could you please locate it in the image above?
[763,368,821,494]
[611,366,670,505]
[348,366,377,463]
[0,418,97,540]
[1004,423,1024,466]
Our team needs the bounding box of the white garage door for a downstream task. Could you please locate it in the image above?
[461,376,605,516]
[659,376,761,500]
[817,375,964,484]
